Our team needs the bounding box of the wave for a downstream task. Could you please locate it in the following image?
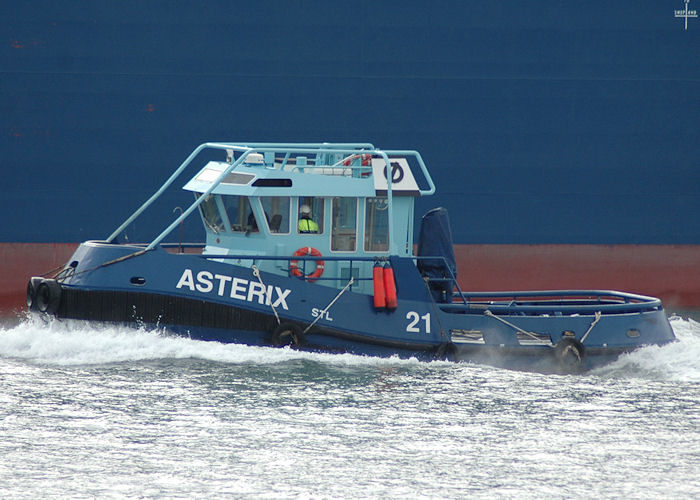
[2,315,699,381]
[590,316,700,382]
[0,316,423,369]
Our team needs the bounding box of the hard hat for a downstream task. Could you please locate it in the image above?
[300,204,311,214]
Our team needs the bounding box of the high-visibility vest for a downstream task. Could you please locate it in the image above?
[298,218,319,233]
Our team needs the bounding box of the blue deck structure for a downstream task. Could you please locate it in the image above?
[27,143,676,372]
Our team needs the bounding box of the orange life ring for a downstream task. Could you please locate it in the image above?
[290,247,325,282]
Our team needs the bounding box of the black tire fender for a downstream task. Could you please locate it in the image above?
[434,342,457,361]
[26,277,45,311]
[270,322,304,347]
[36,279,62,315]
[554,337,585,372]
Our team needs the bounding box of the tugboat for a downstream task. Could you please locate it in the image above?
[26,142,676,372]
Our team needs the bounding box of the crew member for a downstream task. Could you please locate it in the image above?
[298,204,319,233]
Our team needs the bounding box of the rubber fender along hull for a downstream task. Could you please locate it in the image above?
[40,285,444,360]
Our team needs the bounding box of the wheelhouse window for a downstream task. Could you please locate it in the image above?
[261,196,291,234]
[196,193,225,233]
[297,197,324,234]
[331,197,357,252]
[222,195,257,232]
[364,197,389,252]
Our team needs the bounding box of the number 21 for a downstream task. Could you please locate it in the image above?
[406,311,431,334]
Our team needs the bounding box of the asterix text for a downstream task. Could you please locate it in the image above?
[176,269,290,310]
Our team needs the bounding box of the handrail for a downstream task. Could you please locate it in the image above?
[414,253,662,314]
[107,142,240,243]
[232,142,377,150]
[193,254,379,262]
[106,142,436,253]
[191,253,379,287]
[439,301,661,314]
[448,289,660,304]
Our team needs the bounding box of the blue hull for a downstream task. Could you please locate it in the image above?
[27,241,676,373]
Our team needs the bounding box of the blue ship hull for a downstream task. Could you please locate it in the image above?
[3,1,699,246]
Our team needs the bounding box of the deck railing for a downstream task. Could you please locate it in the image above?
[192,253,380,290]
[414,255,663,315]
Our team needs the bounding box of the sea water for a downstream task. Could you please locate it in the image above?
[0,315,698,499]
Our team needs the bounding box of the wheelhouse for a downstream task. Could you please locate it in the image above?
[109,143,436,295]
